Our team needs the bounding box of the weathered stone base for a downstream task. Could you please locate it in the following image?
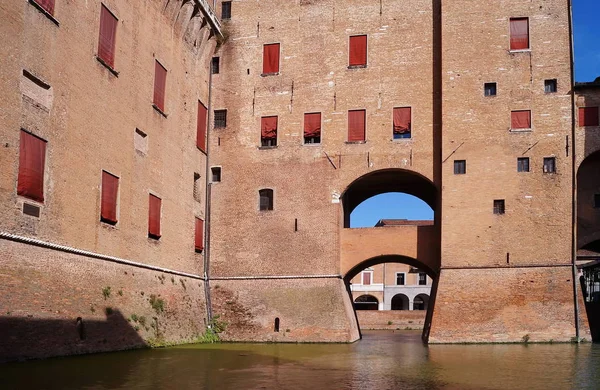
[0,239,208,362]
[429,266,590,343]
[210,278,360,342]
[356,310,426,330]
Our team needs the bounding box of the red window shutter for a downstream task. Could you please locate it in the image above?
[579,107,599,127]
[263,43,280,74]
[511,110,531,129]
[154,61,167,112]
[349,35,367,66]
[363,273,371,285]
[35,0,54,15]
[195,218,204,252]
[393,107,411,134]
[197,101,207,152]
[17,131,47,203]
[148,195,161,239]
[98,5,118,68]
[101,171,119,224]
[261,116,278,140]
[304,113,321,138]
[348,110,366,141]
[510,18,529,51]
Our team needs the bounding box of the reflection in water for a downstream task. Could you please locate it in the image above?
[2,330,600,390]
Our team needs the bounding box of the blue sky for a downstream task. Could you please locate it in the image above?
[350,1,600,228]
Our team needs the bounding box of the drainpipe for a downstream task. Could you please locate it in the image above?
[203,47,215,325]
[567,0,580,342]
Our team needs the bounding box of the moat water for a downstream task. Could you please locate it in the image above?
[2,330,600,390]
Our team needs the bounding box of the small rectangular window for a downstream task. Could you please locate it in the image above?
[484,83,497,96]
[261,116,278,147]
[579,107,599,127]
[594,194,600,209]
[453,160,466,175]
[510,17,529,51]
[418,273,427,286]
[193,172,202,202]
[362,271,372,285]
[349,35,367,67]
[511,110,531,130]
[262,43,280,75]
[153,60,167,113]
[197,101,207,152]
[195,217,204,252]
[101,171,119,224]
[493,199,505,215]
[32,0,54,16]
[259,189,274,211]
[211,57,220,74]
[214,110,227,128]
[221,1,231,19]
[544,79,557,93]
[393,107,411,139]
[396,273,405,286]
[543,157,556,174]
[348,109,366,142]
[98,5,118,69]
[211,167,222,182]
[23,203,41,218]
[148,194,162,240]
[134,128,148,155]
[304,112,321,144]
[517,157,530,172]
[18,130,47,203]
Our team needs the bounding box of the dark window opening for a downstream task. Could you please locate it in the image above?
[221,1,231,19]
[544,79,557,93]
[594,194,600,209]
[274,318,280,332]
[413,296,426,310]
[396,273,405,286]
[543,157,556,174]
[23,203,41,218]
[259,189,274,211]
[211,167,222,183]
[214,110,227,128]
[418,273,427,286]
[484,82,497,96]
[391,294,409,310]
[353,295,378,311]
[517,157,530,172]
[304,112,321,144]
[194,173,202,202]
[211,57,220,74]
[261,116,278,147]
[454,160,466,175]
[76,317,86,341]
[493,199,505,215]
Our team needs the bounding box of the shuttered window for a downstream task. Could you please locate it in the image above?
[148,194,161,239]
[197,101,207,152]
[261,116,278,147]
[195,218,204,252]
[153,60,167,112]
[511,110,531,129]
[304,113,321,144]
[98,5,118,68]
[17,130,47,203]
[262,43,280,75]
[393,107,411,139]
[348,110,366,142]
[579,107,599,127]
[34,0,55,15]
[349,35,367,67]
[101,171,119,224]
[510,18,529,51]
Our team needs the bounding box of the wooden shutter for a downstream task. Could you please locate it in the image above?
[511,110,531,129]
[197,101,207,152]
[349,35,367,66]
[579,107,599,127]
[98,5,118,68]
[35,0,54,15]
[17,131,47,203]
[195,218,204,252]
[348,110,366,141]
[393,107,411,135]
[263,43,280,74]
[148,195,161,239]
[101,171,119,224]
[510,18,529,50]
[363,272,371,285]
[153,61,167,111]
[304,113,321,138]
[261,116,278,140]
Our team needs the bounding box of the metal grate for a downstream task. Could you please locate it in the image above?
[214,110,227,128]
